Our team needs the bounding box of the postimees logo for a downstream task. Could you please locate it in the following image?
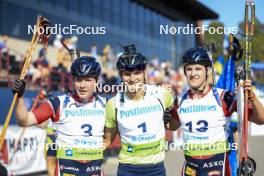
[179,105,217,114]
[120,105,162,118]
[64,109,104,118]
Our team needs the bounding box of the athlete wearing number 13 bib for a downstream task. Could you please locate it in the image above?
[170,47,264,176]
[12,56,106,176]
[104,45,175,176]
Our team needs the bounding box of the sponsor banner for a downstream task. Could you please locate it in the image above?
[0,125,47,175]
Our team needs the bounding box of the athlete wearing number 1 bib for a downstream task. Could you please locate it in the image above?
[104,45,174,176]
[12,56,106,176]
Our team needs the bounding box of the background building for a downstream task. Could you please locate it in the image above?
[0,0,217,67]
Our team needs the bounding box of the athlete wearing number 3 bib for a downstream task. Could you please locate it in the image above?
[104,44,175,176]
[12,56,106,176]
[170,47,264,176]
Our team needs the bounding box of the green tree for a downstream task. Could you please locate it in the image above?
[238,18,264,62]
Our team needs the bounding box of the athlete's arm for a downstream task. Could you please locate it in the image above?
[11,79,38,126]
[168,102,181,130]
[104,98,118,148]
[163,105,180,131]
[245,80,264,124]
[15,97,38,126]
[249,98,264,124]
[16,97,59,127]
[223,80,264,124]
[12,80,57,126]
[37,119,49,129]
[104,127,117,148]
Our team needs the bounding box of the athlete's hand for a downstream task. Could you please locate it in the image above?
[11,79,26,97]
[243,79,256,103]
[0,162,8,176]
[163,107,173,124]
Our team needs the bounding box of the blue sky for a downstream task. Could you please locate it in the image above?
[199,0,264,28]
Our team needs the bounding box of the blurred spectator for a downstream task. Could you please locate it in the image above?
[151,57,160,69]
[32,48,50,85]
[170,66,187,95]
[54,35,78,72]
[0,36,190,97]
[90,43,98,59]
[0,36,9,56]
[27,63,40,82]
[68,36,78,49]
[146,58,188,96]
[56,39,71,72]
[101,45,116,70]
[52,34,63,49]
[0,35,8,51]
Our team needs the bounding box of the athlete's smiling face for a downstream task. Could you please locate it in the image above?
[121,69,145,93]
[185,64,207,90]
[73,76,97,102]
